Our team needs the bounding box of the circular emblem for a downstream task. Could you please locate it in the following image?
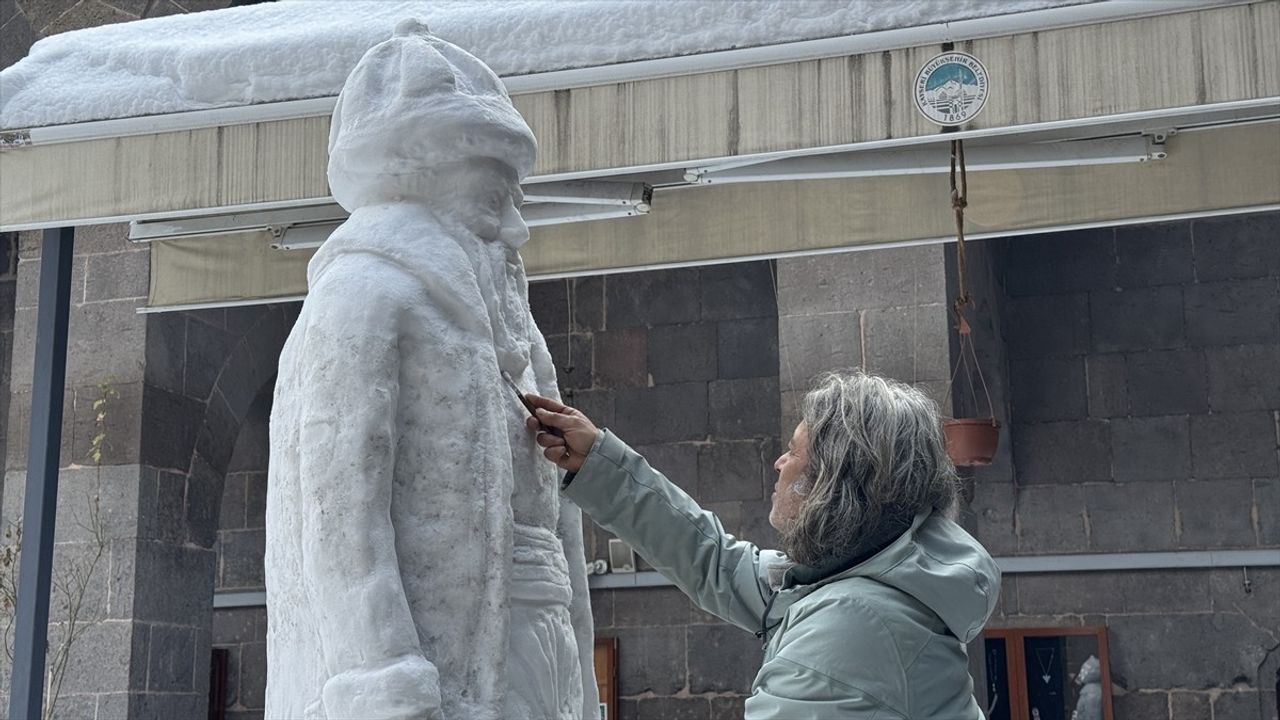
[913,51,990,126]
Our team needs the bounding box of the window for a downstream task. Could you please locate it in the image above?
[983,626,1113,720]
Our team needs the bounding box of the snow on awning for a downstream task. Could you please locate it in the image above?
[0,0,1094,130]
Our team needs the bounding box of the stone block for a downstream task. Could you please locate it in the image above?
[633,442,699,496]
[1207,345,1280,412]
[528,276,603,334]
[238,641,267,709]
[1114,221,1195,288]
[140,384,204,473]
[1005,294,1091,359]
[244,472,267,529]
[1107,613,1267,689]
[212,608,262,646]
[56,619,133,694]
[611,625,686,695]
[186,455,224,548]
[590,590,614,629]
[47,692,96,720]
[612,383,707,445]
[1119,569,1211,613]
[1110,415,1190,482]
[698,440,767,503]
[228,403,270,475]
[94,692,132,720]
[220,529,265,589]
[592,328,647,387]
[708,377,779,439]
[648,323,717,384]
[1185,279,1280,347]
[1009,357,1087,422]
[1085,354,1128,418]
[1016,484,1088,553]
[544,333,593,391]
[68,381,143,467]
[861,305,916,383]
[1190,411,1278,479]
[143,311,186,396]
[0,5,35,68]
[132,541,215,625]
[128,692,205,719]
[1175,479,1256,548]
[14,255,87,310]
[1091,286,1185,353]
[1192,212,1280,282]
[564,389,613,431]
[699,261,776,321]
[1126,349,1208,416]
[1012,420,1111,484]
[1211,692,1261,720]
[212,342,261,421]
[1015,572,1125,615]
[1085,481,1177,551]
[52,464,141,544]
[710,696,747,720]
[915,304,951,383]
[1111,691,1170,720]
[137,468,186,545]
[84,249,149,303]
[717,317,778,380]
[182,316,237,402]
[147,624,196,691]
[777,311,861,393]
[632,696,710,720]
[1003,228,1117,297]
[107,539,137,619]
[606,268,700,328]
[687,623,763,693]
[776,248,915,314]
[1210,567,1280,630]
[195,391,237,476]
[970,482,1017,556]
[1169,691,1210,719]
[1256,480,1279,546]
[612,587,690,627]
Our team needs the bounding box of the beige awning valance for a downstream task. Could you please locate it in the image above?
[3,1,1277,232]
[146,122,1280,309]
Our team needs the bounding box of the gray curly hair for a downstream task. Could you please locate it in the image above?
[783,371,959,568]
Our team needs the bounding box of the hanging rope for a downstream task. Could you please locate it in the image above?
[950,138,970,312]
[944,138,995,422]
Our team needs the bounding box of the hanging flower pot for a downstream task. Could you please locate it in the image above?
[941,138,1002,468]
[943,417,1000,466]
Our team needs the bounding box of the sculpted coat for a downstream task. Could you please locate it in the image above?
[264,20,597,720]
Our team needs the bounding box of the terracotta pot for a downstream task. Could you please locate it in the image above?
[943,418,1001,466]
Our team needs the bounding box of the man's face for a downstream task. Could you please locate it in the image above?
[770,422,809,531]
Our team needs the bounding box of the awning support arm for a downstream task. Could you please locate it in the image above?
[8,227,75,720]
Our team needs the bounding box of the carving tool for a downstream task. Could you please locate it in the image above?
[501,371,562,437]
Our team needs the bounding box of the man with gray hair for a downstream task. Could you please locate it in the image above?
[526,370,1001,719]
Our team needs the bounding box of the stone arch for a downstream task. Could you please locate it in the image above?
[138,301,297,714]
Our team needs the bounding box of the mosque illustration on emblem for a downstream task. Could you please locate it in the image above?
[914,52,989,126]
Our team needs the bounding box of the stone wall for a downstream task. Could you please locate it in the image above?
[529,261,781,719]
[966,213,1280,718]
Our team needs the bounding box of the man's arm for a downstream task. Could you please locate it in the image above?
[297,263,441,719]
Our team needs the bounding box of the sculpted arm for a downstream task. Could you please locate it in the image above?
[297,265,441,719]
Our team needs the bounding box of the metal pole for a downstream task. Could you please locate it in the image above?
[9,227,74,720]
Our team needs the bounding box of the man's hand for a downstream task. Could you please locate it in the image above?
[524,394,600,473]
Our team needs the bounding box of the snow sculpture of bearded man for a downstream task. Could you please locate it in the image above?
[264,19,597,720]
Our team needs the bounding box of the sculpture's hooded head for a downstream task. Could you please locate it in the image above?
[327,19,537,246]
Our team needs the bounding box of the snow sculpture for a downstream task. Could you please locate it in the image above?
[1070,656,1103,720]
[264,19,597,720]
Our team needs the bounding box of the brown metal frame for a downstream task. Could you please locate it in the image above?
[983,626,1114,720]
[594,637,619,720]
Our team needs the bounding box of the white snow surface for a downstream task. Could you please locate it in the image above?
[0,0,1093,130]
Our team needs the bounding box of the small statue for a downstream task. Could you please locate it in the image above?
[1070,655,1103,720]
[265,19,597,720]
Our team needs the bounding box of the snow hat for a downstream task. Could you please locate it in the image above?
[327,18,537,210]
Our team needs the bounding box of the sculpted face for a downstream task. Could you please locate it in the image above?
[442,158,529,248]
[770,422,809,532]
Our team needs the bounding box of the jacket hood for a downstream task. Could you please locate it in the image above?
[327,18,537,211]
[786,512,1000,643]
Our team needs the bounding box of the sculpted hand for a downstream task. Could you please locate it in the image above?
[523,394,599,473]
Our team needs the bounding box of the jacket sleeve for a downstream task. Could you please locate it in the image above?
[297,263,443,719]
[564,430,779,633]
[746,656,906,720]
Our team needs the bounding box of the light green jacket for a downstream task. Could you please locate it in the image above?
[565,430,1001,719]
